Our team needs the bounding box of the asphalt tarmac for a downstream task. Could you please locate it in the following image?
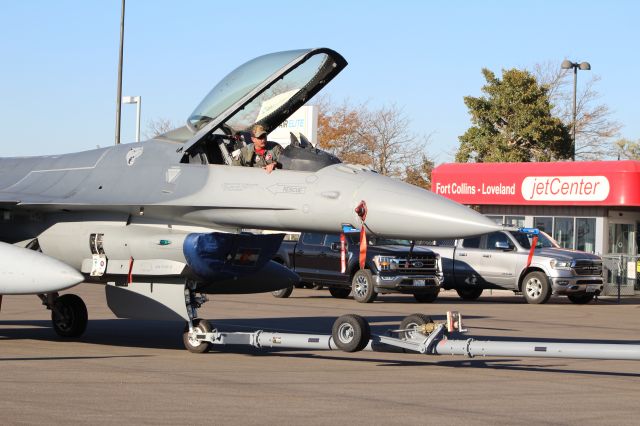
[1,285,639,425]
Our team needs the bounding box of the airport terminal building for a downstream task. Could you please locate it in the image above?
[431,160,640,259]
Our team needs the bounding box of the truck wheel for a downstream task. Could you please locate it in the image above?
[456,286,483,301]
[271,286,293,298]
[329,287,351,299]
[413,290,438,303]
[399,314,433,339]
[522,271,551,304]
[331,314,370,352]
[567,293,595,304]
[351,269,377,303]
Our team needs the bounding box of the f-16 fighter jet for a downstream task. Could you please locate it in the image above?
[0,48,500,351]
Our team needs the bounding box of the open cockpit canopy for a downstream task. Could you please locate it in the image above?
[182,48,347,154]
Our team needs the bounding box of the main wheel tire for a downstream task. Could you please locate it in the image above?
[399,313,433,340]
[183,318,213,353]
[271,285,294,298]
[567,293,595,304]
[413,290,439,303]
[331,314,370,352]
[328,287,351,299]
[522,271,552,304]
[456,286,484,301]
[51,294,88,338]
[351,269,377,303]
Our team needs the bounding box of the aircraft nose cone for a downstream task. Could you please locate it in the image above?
[355,176,500,239]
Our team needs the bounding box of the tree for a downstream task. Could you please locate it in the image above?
[456,68,572,163]
[317,97,434,189]
[533,61,621,160]
[615,138,640,160]
[144,118,176,139]
[403,153,435,190]
[316,96,370,165]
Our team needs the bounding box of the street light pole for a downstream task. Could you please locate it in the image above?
[115,0,126,145]
[561,59,591,160]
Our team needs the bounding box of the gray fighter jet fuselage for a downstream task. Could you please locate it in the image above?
[0,48,501,348]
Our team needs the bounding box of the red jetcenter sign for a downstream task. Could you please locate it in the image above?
[431,160,640,206]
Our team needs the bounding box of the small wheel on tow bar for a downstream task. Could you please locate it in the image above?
[399,313,433,340]
[331,314,370,352]
[183,318,213,353]
[567,293,595,304]
[51,294,88,338]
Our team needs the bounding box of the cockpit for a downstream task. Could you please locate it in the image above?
[165,48,347,172]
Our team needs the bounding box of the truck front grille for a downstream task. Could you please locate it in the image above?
[395,256,437,274]
[573,260,603,276]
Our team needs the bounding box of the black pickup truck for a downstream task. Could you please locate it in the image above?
[272,232,443,303]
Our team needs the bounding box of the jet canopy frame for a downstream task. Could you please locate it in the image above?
[182,48,347,157]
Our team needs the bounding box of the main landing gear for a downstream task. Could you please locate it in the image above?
[39,293,88,338]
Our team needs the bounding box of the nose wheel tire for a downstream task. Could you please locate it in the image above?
[352,269,377,303]
[183,319,213,353]
[399,313,433,340]
[51,294,88,338]
[522,271,551,304]
[331,314,370,352]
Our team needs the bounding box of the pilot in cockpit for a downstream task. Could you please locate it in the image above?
[232,124,283,173]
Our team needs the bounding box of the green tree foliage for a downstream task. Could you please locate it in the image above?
[615,138,640,160]
[456,68,572,163]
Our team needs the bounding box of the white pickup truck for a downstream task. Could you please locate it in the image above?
[428,230,604,304]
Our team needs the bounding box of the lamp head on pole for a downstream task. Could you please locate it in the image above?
[561,59,574,69]
[579,62,591,71]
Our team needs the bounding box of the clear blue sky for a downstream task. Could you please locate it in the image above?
[1,0,638,162]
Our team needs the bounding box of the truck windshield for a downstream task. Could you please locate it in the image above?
[509,231,559,249]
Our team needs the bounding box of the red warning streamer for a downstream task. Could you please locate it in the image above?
[340,233,346,273]
[355,201,368,270]
[128,256,134,284]
[526,235,538,267]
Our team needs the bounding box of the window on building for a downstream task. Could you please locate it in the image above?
[554,217,574,249]
[576,218,596,253]
[533,217,553,234]
[487,215,503,225]
[505,216,525,227]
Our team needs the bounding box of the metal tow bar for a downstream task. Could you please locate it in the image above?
[186,311,640,361]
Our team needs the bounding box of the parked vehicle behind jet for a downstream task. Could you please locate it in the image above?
[427,230,604,304]
[272,232,443,303]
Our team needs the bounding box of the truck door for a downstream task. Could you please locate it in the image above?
[317,233,347,285]
[481,232,518,289]
[454,236,488,288]
[295,233,325,281]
